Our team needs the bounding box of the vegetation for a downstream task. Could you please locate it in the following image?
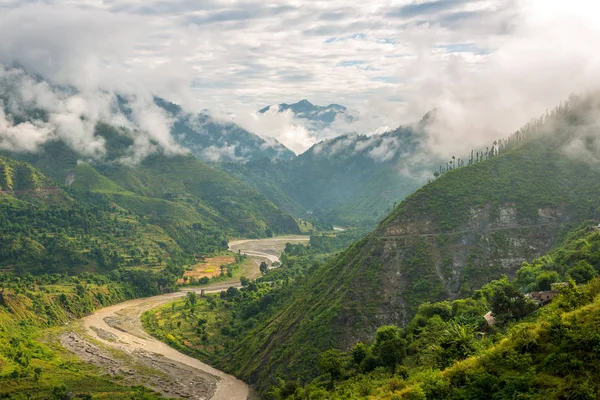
[275,276,600,399]
[7,123,300,240]
[222,126,425,227]
[142,229,368,385]
[143,95,600,398]
[146,221,600,399]
[0,274,164,398]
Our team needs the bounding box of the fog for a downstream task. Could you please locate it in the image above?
[1,0,599,163]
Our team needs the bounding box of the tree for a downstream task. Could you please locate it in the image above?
[260,261,269,274]
[240,276,250,286]
[350,342,368,367]
[536,270,559,290]
[378,337,406,374]
[373,325,406,375]
[186,291,197,307]
[437,321,478,367]
[490,280,537,325]
[567,260,597,284]
[319,349,345,388]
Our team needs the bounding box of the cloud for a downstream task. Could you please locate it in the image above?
[199,144,246,163]
[0,106,52,153]
[0,65,185,161]
[399,0,600,158]
[0,0,598,159]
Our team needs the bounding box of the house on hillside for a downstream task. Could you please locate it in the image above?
[528,290,559,305]
[484,311,495,327]
[527,282,567,306]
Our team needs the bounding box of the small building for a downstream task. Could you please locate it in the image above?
[484,311,495,326]
[528,290,559,305]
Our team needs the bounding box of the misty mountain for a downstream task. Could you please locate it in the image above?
[258,99,358,130]
[154,98,296,163]
[223,119,434,226]
[0,66,295,166]
[221,94,600,391]
[0,68,301,239]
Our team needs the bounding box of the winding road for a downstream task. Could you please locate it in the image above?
[66,235,309,400]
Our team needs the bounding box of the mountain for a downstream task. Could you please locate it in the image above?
[0,154,189,275]
[223,123,432,226]
[155,98,296,163]
[10,130,299,238]
[286,226,600,399]
[0,67,300,241]
[219,95,600,389]
[258,99,358,130]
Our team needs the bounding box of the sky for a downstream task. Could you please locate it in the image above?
[1,0,600,155]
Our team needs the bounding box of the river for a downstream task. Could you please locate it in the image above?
[64,235,309,399]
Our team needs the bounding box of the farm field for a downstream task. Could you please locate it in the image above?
[178,255,237,284]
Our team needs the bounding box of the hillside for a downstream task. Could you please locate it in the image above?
[0,155,201,275]
[7,123,299,239]
[214,95,600,390]
[0,137,298,277]
[279,226,600,399]
[155,98,296,163]
[223,126,428,226]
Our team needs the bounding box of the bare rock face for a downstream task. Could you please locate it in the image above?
[330,201,566,348]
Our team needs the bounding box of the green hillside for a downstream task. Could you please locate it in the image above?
[200,95,600,391]
[278,226,600,399]
[7,123,300,239]
[97,153,299,236]
[0,159,194,275]
[223,127,426,227]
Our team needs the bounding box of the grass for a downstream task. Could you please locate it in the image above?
[0,285,164,399]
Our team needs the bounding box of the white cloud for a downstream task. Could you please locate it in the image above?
[0,66,186,160]
[0,0,598,157]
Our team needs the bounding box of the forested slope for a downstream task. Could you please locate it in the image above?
[279,225,600,399]
[6,123,299,240]
[218,95,600,391]
[223,127,426,226]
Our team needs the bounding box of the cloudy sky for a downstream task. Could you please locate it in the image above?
[1,0,600,154]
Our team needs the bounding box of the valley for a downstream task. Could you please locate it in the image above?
[1,5,600,397]
[55,236,309,400]
[229,235,311,264]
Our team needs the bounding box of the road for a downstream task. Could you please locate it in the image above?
[66,235,310,400]
[373,222,560,240]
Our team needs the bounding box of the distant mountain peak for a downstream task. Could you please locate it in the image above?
[153,97,296,163]
[258,99,358,127]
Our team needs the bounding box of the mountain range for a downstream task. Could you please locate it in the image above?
[217,94,600,391]
[222,125,430,226]
[3,63,600,400]
[258,99,359,130]
[154,98,296,163]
